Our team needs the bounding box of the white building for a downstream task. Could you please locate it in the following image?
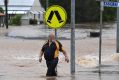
[0,0,45,25]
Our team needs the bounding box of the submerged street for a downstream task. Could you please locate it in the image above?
[0,24,118,80]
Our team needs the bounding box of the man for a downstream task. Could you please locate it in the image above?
[39,33,69,76]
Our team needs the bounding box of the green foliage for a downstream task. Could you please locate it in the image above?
[40,0,116,23]
[103,7,116,21]
[78,0,100,22]
[29,19,38,25]
[0,7,4,13]
[10,15,21,26]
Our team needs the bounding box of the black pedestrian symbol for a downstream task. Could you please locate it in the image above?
[47,10,64,24]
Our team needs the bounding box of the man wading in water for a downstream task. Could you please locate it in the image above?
[39,33,69,76]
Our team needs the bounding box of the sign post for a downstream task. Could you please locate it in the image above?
[99,1,104,73]
[97,0,119,71]
[117,0,119,53]
[55,29,57,38]
[46,0,49,9]
[71,0,75,74]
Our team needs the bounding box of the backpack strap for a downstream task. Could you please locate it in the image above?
[54,41,59,58]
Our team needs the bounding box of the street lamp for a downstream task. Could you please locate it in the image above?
[4,0,8,29]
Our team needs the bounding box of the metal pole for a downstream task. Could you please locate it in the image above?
[46,0,48,9]
[54,12,57,73]
[71,0,75,74]
[117,0,119,53]
[55,29,57,38]
[45,0,48,33]
[99,1,104,73]
[4,0,8,29]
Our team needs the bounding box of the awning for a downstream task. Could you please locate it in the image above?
[30,11,44,14]
[8,11,27,14]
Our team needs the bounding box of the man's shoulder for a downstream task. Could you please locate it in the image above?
[43,40,49,46]
[55,40,62,45]
[55,40,60,43]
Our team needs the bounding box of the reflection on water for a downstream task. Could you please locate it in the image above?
[46,77,57,80]
[99,73,102,80]
[75,72,119,80]
[44,76,76,80]
[71,75,75,80]
[42,74,103,80]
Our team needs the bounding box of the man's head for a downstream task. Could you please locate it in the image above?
[48,33,55,42]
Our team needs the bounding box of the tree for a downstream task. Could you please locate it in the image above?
[0,7,4,13]
[77,0,100,22]
[10,15,22,26]
[40,0,116,23]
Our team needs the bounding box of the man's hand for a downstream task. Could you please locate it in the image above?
[62,50,69,63]
[65,57,69,63]
[39,57,42,63]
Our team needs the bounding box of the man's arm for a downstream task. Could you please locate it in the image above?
[39,41,47,62]
[62,50,69,63]
[57,40,69,63]
[39,51,44,62]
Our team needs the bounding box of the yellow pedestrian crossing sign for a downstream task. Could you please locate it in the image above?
[44,5,67,29]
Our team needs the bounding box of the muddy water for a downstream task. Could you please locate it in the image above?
[0,24,119,80]
[77,54,119,68]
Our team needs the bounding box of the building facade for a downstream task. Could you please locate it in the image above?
[0,0,44,25]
